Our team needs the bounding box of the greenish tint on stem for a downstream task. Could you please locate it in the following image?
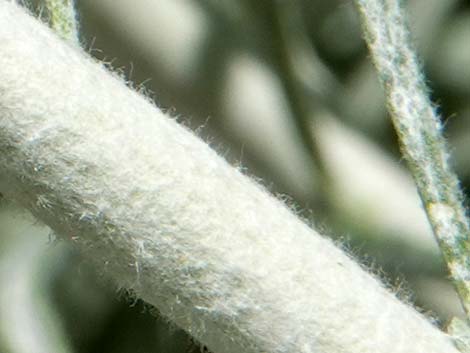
[44,0,78,43]
[354,0,470,326]
[449,317,470,353]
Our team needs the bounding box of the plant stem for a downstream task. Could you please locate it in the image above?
[44,0,78,43]
[0,2,459,352]
[354,0,470,317]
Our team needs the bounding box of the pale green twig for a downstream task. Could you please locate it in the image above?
[44,0,78,43]
[354,0,470,320]
[448,317,470,353]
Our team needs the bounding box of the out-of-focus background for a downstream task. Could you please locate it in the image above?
[1,0,469,352]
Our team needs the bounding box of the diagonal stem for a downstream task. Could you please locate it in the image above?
[354,0,470,318]
[44,0,78,43]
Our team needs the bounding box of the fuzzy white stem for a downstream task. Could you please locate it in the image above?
[0,2,459,353]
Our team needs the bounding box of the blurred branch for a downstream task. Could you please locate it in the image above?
[0,204,73,353]
[263,1,326,176]
[241,0,339,211]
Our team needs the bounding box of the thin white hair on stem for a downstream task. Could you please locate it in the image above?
[44,0,78,43]
[354,0,470,319]
[0,2,460,353]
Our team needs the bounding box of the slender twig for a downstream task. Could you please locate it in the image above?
[0,3,459,352]
[448,317,470,353]
[354,0,470,318]
[44,0,78,43]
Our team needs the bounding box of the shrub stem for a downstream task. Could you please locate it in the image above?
[44,0,78,43]
[355,0,470,318]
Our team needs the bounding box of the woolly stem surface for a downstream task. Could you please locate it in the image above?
[44,0,78,43]
[355,0,470,318]
[0,2,459,353]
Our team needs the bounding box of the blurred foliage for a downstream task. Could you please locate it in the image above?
[0,0,469,352]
